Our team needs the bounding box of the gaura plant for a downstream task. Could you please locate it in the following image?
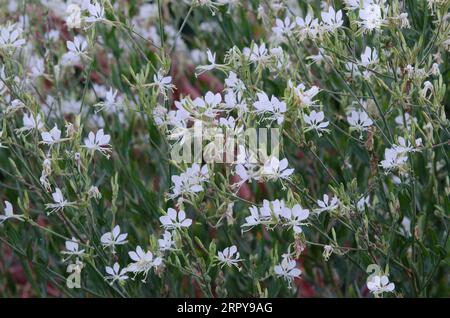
[0,0,449,298]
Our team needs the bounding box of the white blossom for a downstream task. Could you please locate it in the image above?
[127,246,162,281]
[367,274,395,296]
[83,129,112,157]
[0,201,25,224]
[274,255,302,286]
[101,225,128,252]
[159,208,193,230]
[304,110,329,134]
[41,124,62,145]
[280,204,309,233]
[105,263,129,285]
[217,245,241,268]
[321,7,343,32]
[316,194,339,214]
[45,188,75,215]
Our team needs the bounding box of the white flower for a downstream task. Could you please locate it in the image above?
[321,7,343,32]
[66,4,82,29]
[45,188,75,215]
[344,0,361,10]
[0,201,25,224]
[360,47,378,68]
[196,49,217,75]
[101,225,128,252]
[224,71,246,96]
[193,91,222,118]
[94,88,120,112]
[294,84,320,107]
[263,157,294,180]
[127,246,162,281]
[304,110,329,134]
[169,164,209,199]
[272,17,296,38]
[421,81,433,98]
[253,92,286,124]
[159,208,192,230]
[380,147,408,172]
[280,204,309,233]
[274,255,302,285]
[0,23,25,50]
[85,2,105,24]
[401,216,411,237]
[68,35,87,55]
[395,113,416,130]
[158,231,175,251]
[17,113,44,134]
[316,194,339,214]
[83,129,111,157]
[61,237,85,261]
[347,110,373,133]
[61,35,88,66]
[295,14,320,40]
[359,2,384,32]
[41,124,62,145]
[153,70,174,98]
[28,55,45,79]
[105,263,129,285]
[357,196,370,211]
[367,274,395,296]
[243,42,269,65]
[217,245,241,268]
[242,199,285,228]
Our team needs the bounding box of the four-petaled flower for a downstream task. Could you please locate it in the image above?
[127,246,162,281]
[367,274,395,296]
[263,157,294,180]
[101,225,128,253]
[315,194,339,214]
[160,208,193,230]
[274,255,302,286]
[105,263,129,285]
[84,129,112,158]
[280,204,310,233]
[304,110,329,135]
[217,245,242,268]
